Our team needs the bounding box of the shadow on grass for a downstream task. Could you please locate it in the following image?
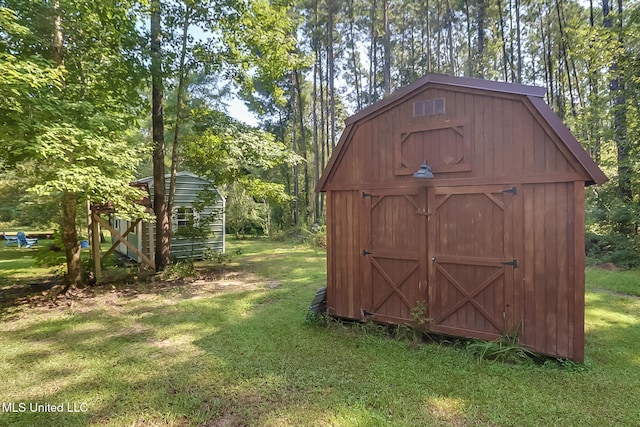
[2,241,640,426]
[191,295,640,426]
[4,285,640,426]
[0,241,62,316]
[1,286,297,426]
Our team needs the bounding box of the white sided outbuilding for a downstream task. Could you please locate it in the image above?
[113,172,225,261]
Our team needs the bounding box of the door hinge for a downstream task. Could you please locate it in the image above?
[502,186,517,195]
[362,191,372,198]
[363,249,374,256]
[502,259,518,268]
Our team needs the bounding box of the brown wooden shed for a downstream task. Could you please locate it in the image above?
[316,74,607,362]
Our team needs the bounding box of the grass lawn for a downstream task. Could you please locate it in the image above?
[586,267,640,297]
[0,241,52,283]
[0,238,639,426]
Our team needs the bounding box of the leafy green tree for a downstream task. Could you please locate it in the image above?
[224,182,270,238]
[0,1,148,286]
[182,108,296,197]
[0,6,63,163]
[180,107,295,234]
[154,0,302,239]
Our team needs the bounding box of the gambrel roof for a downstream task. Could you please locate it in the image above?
[317,74,607,191]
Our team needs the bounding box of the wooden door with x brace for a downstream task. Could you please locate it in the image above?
[427,185,520,341]
[361,189,427,324]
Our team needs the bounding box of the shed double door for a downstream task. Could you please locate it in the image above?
[361,185,520,340]
[428,185,520,340]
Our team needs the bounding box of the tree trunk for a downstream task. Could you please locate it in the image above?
[464,0,472,76]
[61,191,82,286]
[313,57,320,223]
[291,71,300,226]
[328,0,336,147]
[369,0,377,102]
[426,0,431,73]
[588,0,601,163]
[445,0,454,75]
[555,0,576,117]
[319,37,326,216]
[603,0,630,202]
[539,5,553,106]
[436,0,442,72]
[52,1,63,68]
[168,4,191,225]
[507,0,515,82]
[295,69,309,225]
[383,0,391,95]
[52,0,83,287]
[151,0,171,269]
[315,0,324,219]
[515,0,522,82]
[497,0,509,81]
[477,0,485,78]
[348,0,362,110]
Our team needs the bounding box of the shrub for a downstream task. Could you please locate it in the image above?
[310,224,326,248]
[159,260,198,281]
[305,310,330,327]
[34,233,66,271]
[269,225,307,243]
[585,184,640,269]
[269,224,327,249]
[585,232,640,269]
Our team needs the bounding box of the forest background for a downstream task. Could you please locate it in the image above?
[1,0,640,280]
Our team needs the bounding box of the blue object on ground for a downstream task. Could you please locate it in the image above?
[16,231,38,249]
[3,231,18,247]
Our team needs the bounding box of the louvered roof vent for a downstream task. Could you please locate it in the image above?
[414,98,445,117]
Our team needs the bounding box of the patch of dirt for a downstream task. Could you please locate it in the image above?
[188,271,281,296]
[592,262,620,271]
[201,410,248,427]
[0,269,282,318]
[0,276,62,309]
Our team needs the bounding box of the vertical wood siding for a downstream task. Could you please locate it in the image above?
[323,87,579,190]
[520,181,581,359]
[326,190,361,319]
[321,82,596,361]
